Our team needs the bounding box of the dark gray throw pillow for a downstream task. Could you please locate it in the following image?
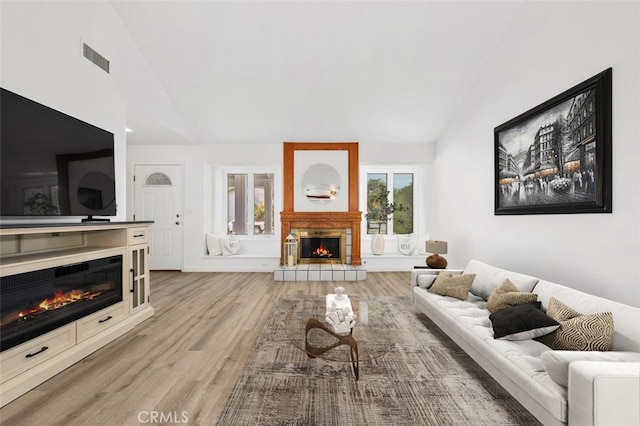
[490,302,560,341]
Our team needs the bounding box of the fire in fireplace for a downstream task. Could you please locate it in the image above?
[0,255,123,352]
[312,244,333,258]
[295,229,346,264]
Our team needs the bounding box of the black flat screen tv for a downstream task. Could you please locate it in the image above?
[1,88,116,219]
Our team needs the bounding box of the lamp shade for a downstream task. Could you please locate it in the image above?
[425,240,448,255]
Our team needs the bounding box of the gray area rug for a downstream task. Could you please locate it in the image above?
[215,296,540,425]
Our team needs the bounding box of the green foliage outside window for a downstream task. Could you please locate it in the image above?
[254,202,265,220]
[366,173,414,235]
[366,178,402,234]
[393,182,413,234]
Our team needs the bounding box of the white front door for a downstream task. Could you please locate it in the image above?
[133,164,183,270]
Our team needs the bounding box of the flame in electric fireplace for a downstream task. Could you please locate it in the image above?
[2,289,103,326]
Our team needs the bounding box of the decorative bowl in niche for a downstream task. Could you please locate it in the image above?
[302,163,341,204]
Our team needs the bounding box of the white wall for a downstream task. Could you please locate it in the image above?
[1,1,128,220]
[127,142,434,271]
[432,1,639,306]
[1,1,193,222]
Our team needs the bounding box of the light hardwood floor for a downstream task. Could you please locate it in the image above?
[0,271,411,425]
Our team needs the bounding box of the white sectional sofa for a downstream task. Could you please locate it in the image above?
[411,260,640,426]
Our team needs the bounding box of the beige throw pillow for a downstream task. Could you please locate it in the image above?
[537,297,614,351]
[428,271,475,300]
[486,278,538,314]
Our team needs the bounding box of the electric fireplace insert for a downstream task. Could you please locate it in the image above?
[0,255,123,352]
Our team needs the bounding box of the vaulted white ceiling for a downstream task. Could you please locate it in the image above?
[111,1,523,145]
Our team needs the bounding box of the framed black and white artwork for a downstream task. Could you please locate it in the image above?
[494,68,612,215]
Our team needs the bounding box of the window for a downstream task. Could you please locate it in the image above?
[393,173,414,234]
[366,173,388,234]
[144,172,172,186]
[253,173,274,235]
[227,171,275,235]
[363,168,417,236]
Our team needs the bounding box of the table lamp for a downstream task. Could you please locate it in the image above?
[425,240,448,269]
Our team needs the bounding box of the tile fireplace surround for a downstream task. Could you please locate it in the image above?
[277,211,365,281]
[280,211,362,266]
[273,264,367,281]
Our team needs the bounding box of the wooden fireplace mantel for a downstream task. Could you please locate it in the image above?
[281,142,362,266]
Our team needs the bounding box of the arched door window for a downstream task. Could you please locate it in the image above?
[144,173,172,186]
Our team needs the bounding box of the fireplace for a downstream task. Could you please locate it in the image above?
[0,255,123,352]
[280,143,362,266]
[296,229,347,264]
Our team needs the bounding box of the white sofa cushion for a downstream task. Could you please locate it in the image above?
[416,274,437,289]
[541,350,640,387]
[463,260,539,300]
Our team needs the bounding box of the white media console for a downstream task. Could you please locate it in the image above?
[0,222,155,407]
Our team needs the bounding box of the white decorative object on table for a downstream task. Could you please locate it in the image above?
[326,288,356,333]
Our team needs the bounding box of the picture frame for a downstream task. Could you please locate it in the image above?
[494,68,612,215]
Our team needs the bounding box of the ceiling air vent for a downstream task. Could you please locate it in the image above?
[82,42,110,73]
